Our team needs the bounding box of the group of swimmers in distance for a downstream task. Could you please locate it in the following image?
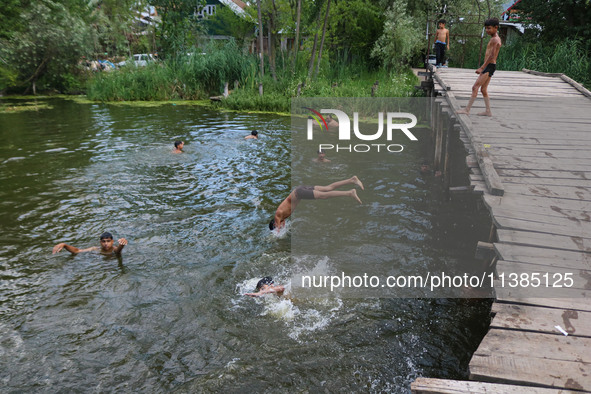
[52,124,366,297]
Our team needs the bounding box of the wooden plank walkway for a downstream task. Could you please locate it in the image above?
[413,67,591,393]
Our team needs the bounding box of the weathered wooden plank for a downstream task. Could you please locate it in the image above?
[496,183,591,202]
[495,243,591,267]
[561,73,591,98]
[490,150,591,160]
[469,353,591,391]
[484,193,591,213]
[479,137,591,145]
[521,68,564,78]
[495,169,591,180]
[488,144,591,151]
[489,175,591,188]
[472,124,591,134]
[410,377,566,394]
[453,91,583,98]
[492,159,591,173]
[441,79,576,89]
[489,207,591,230]
[495,260,591,295]
[494,294,591,312]
[490,156,591,167]
[497,229,591,254]
[491,303,591,338]
[493,215,591,239]
[473,328,591,363]
[497,178,591,190]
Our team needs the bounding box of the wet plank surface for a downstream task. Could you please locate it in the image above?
[422,67,591,393]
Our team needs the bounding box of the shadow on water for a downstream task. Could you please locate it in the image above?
[0,98,491,392]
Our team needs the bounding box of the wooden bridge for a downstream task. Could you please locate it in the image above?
[412,67,591,393]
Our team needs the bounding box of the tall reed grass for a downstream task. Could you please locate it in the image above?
[86,39,420,111]
[501,38,591,87]
[87,40,256,101]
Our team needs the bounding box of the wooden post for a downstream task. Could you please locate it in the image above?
[223,82,229,98]
[259,82,263,96]
[433,101,444,170]
[371,80,379,97]
[234,81,239,90]
[445,124,461,189]
[442,118,452,189]
[487,222,497,243]
[296,83,302,97]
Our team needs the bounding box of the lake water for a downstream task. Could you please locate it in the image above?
[0,98,491,392]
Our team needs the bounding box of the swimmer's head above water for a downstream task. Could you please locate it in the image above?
[100,232,113,240]
[251,130,258,136]
[255,276,274,292]
[269,219,276,231]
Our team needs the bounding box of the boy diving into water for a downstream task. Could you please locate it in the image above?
[269,176,364,231]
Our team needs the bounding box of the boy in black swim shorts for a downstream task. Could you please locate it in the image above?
[456,18,502,117]
[269,176,364,231]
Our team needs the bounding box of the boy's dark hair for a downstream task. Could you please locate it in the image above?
[174,140,183,148]
[255,277,274,291]
[100,232,113,240]
[269,219,276,231]
[438,19,446,25]
[251,130,258,136]
[484,18,499,28]
[318,149,325,154]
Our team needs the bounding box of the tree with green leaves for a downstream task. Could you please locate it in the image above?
[0,0,93,94]
[149,0,205,59]
[88,0,147,57]
[518,0,591,46]
[371,0,423,69]
[327,0,385,65]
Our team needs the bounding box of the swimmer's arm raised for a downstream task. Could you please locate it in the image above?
[113,238,128,254]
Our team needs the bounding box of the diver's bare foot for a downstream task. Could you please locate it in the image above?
[456,109,469,115]
[477,111,492,117]
[350,189,362,204]
[351,176,364,190]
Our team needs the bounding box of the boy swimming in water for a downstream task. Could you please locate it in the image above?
[52,232,128,255]
[173,140,184,153]
[245,277,285,297]
[313,149,331,163]
[245,130,258,139]
[269,176,364,231]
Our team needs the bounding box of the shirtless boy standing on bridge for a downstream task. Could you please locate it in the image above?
[456,18,502,117]
[269,176,363,231]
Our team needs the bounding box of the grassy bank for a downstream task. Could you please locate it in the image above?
[86,41,420,113]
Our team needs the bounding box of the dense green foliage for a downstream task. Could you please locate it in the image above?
[0,0,93,94]
[517,0,591,47]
